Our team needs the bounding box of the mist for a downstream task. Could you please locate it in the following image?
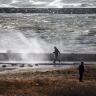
[0,29,56,61]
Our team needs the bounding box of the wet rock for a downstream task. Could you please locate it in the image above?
[35,64,38,66]
[2,65,7,68]
[20,64,24,67]
[28,64,33,67]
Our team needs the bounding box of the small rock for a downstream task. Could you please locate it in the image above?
[2,65,7,68]
[20,64,24,67]
[35,64,38,66]
[28,64,33,67]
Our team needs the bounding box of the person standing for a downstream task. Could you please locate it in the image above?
[53,46,61,64]
[78,62,84,82]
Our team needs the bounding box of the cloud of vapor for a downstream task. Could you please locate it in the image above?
[0,29,58,61]
[16,32,46,53]
[15,32,48,61]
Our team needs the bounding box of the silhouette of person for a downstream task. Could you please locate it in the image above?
[53,46,60,64]
[78,62,84,82]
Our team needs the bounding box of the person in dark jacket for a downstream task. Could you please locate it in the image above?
[78,62,84,82]
[53,46,60,64]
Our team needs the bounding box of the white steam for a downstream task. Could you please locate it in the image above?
[16,32,49,60]
[16,32,50,53]
[0,30,54,61]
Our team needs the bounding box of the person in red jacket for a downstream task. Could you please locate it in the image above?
[53,46,61,64]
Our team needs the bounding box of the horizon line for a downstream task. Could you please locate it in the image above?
[0,8,96,14]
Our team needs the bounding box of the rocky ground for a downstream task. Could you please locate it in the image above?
[0,64,96,96]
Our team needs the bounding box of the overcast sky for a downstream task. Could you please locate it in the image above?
[0,0,96,8]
